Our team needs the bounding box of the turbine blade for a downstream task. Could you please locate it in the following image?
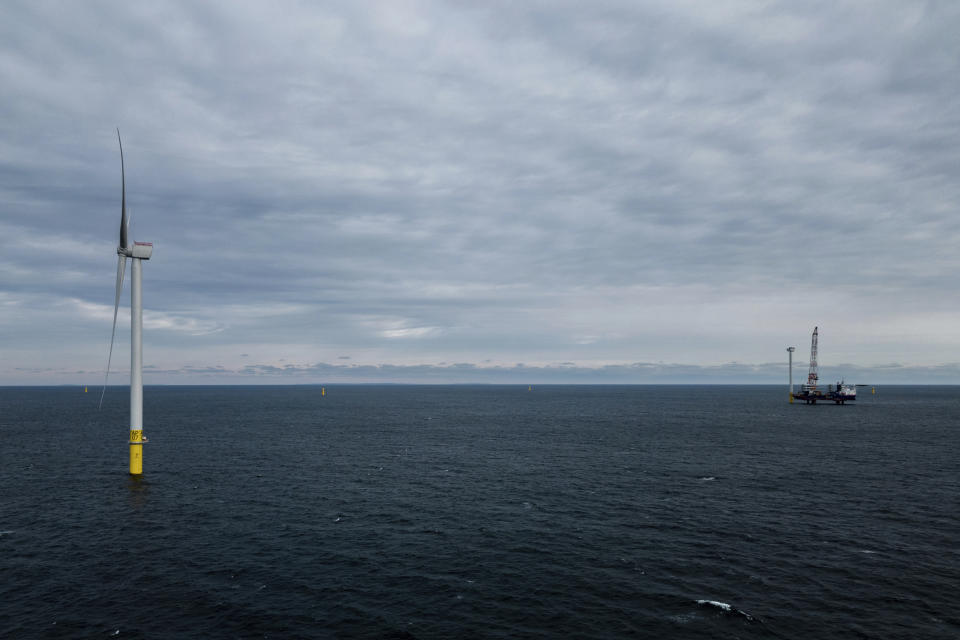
[99,254,127,409]
[117,128,129,251]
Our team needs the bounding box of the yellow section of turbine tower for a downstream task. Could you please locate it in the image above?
[129,429,143,475]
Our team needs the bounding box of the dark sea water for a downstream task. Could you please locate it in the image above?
[1,385,958,639]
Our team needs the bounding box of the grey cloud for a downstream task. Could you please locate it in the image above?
[2,1,959,383]
[223,359,960,384]
[9,359,956,385]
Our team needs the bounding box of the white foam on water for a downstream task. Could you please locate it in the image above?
[699,476,716,481]
[697,600,731,611]
[696,600,757,621]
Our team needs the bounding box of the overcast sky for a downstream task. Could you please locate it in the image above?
[2,0,959,384]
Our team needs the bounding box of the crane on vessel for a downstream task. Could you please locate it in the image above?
[807,326,819,391]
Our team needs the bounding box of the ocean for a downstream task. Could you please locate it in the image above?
[1,385,957,639]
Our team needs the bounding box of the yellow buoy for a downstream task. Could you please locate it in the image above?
[322,387,326,396]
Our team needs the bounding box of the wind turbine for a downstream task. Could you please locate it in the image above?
[100,129,153,475]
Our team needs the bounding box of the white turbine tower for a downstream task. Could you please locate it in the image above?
[100,130,153,475]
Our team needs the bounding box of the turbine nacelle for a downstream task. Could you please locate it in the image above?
[119,241,153,260]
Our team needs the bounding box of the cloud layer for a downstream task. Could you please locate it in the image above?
[2,1,959,383]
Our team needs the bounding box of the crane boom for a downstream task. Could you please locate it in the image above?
[807,326,819,390]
